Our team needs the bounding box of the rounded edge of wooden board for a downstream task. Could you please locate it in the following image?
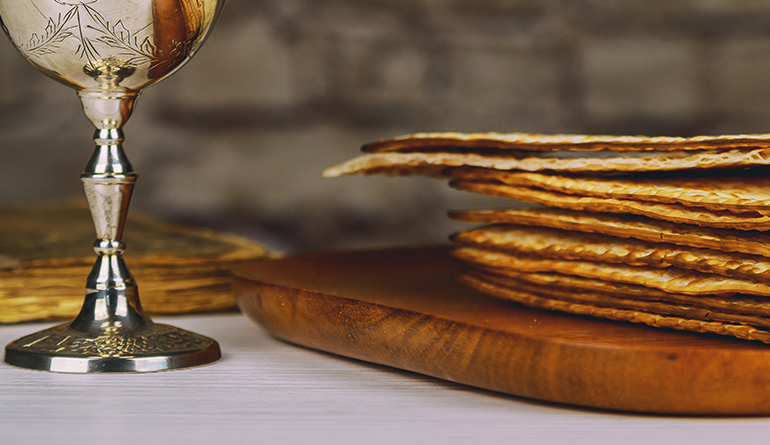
[233,248,770,415]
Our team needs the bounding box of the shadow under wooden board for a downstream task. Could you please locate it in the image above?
[232,246,770,415]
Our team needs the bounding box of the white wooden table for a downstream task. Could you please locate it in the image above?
[1,313,770,445]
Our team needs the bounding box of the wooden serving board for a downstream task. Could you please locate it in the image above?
[232,246,770,415]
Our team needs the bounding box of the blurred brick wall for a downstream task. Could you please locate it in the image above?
[3,0,770,252]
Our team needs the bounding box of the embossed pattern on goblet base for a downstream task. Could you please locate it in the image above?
[4,323,221,373]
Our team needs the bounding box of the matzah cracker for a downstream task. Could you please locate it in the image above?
[449,208,770,257]
[469,269,770,329]
[457,272,770,344]
[447,168,770,214]
[323,148,770,177]
[452,247,770,297]
[452,224,770,282]
[450,180,770,231]
[363,132,770,153]
[479,268,770,317]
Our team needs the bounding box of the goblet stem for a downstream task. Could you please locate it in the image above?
[2,99,221,373]
[71,128,149,335]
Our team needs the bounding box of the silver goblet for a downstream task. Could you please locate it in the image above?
[0,0,224,372]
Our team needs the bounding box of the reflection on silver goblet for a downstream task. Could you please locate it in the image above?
[0,0,225,372]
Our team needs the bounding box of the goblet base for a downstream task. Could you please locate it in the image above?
[3,322,221,373]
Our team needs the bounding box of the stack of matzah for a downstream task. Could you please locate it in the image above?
[326,133,770,343]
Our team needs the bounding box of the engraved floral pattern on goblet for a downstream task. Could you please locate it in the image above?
[2,0,216,92]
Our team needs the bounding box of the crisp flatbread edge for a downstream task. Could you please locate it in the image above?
[448,209,770,258]
[469,267,770,317]
[450,224,770,282]
[446,168,770,214]
[468,269,770,329]
[452,247,770,297]
[457,273,770,343]
[323,149,770,177]
[450,180,770,231]
[362,132,770,153]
